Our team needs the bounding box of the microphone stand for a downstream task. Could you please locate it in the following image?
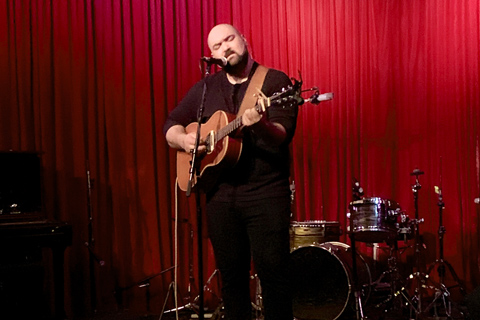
[183,59,216,320]
[161,221,199,316]
[84,160,105,315]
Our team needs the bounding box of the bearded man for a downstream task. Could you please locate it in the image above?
[164,24,298,320]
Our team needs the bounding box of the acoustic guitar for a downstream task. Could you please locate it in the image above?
[176,84,302,192]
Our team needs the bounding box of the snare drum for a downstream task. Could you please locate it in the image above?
[349,197,400,243]
[290,221,341,251]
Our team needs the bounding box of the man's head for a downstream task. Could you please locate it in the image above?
[207,24,250,74]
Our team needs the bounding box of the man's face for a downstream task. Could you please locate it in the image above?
[207,24,247,66]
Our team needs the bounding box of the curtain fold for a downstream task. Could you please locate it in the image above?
[0,0,479,317]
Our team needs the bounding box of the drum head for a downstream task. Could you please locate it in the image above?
[291,242,370,320]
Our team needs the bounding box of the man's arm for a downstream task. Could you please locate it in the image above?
[165,124,206,153]
[245,69,297,146]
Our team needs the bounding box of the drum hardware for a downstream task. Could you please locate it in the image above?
[403,168,436,319]
[370,240,411,316]
[350,234,367,320]
[424,170,466,318]
[290,180,296,204]
[349,178,367,320]
[397,211,414,242]
[250,273,264,320]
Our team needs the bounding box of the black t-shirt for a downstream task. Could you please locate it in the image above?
[163,63,298,202]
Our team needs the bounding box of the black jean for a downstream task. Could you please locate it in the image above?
[206,196,292,320]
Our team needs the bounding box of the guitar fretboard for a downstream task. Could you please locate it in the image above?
[216,117,243,143]
[213,90,294,144]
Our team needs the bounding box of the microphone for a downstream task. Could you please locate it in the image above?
[305,92,334,105]
[352,178,364,196]
[355,183,364,196]
[201,56,228,67]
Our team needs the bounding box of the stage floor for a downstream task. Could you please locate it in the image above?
[77,302,467,320]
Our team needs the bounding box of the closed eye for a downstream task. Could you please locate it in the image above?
[212,34,236,51]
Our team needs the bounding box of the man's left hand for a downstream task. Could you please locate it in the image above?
[242,108,263,126]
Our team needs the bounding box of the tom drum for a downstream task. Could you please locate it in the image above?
[349,197,401,243]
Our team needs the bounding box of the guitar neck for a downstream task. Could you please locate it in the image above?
[215,88,297,143]
[217,116,243,142]
[216,102,267,142]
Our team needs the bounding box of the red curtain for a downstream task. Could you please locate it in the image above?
[0,0,479,317]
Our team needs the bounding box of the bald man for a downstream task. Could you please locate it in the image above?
[164,24,298,320]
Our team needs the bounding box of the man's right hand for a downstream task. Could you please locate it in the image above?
[182,131,206,154]
[166,125,206,153]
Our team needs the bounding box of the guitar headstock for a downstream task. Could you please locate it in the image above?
[255,76,304,112]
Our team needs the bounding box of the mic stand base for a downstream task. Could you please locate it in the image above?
[160,283,201,319]
[160,268,221,319]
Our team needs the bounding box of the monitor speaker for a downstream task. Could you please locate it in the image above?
[0,151,42,215]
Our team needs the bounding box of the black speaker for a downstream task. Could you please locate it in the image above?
[0,151,42,214]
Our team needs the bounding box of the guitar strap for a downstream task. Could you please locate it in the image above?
[236,64,269,117]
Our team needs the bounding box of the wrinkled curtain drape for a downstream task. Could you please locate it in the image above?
[0,0,479,317]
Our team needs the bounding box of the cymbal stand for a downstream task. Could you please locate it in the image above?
[424,177,466,317]
[405,168,430,319]
[350,178,366,320]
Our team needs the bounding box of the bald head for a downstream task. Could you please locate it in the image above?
[207,24,248,68]
[207,24,242,50]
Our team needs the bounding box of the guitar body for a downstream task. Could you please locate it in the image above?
[175,78,303,192]
[176,110,243,192]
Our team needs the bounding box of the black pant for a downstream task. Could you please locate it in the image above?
[206,196,292,320]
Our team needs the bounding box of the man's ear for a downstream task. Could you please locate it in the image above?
[240,33,247,43]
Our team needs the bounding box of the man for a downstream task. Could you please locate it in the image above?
[163,24,298,320]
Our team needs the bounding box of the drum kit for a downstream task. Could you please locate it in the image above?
[287,169,465,320]
[208,169,465,320]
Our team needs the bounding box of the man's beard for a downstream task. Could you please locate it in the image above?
[223,49,249,76]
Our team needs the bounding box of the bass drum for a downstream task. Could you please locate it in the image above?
[291,242,371,320]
